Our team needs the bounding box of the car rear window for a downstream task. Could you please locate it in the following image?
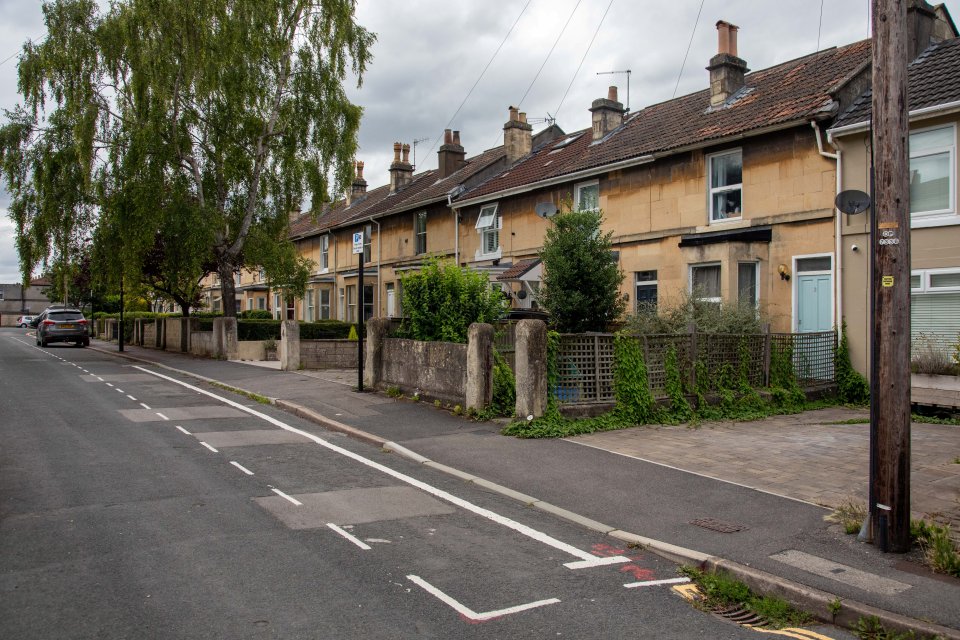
[49,311,84,321]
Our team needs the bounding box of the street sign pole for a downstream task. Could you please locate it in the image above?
[353,231,365,393]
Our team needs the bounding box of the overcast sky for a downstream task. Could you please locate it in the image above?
[2,0,958,283]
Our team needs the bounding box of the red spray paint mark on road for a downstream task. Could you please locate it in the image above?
[591,543,626,557]
[620,564,656,581]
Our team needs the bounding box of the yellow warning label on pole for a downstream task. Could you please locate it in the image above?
[882,275,894,287]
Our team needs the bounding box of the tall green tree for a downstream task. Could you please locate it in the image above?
[2,0,374,317]
[537,209,625,333]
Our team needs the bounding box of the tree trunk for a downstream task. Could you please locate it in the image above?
[219,262,237,318]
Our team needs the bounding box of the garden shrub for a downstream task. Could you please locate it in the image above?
[836,321,870,404]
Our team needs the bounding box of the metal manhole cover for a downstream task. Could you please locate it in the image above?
[690,517,748,533]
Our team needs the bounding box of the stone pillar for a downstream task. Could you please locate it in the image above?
[280,320,300,371]
[515,319,548,418]
[466,323,494,412]
[364,317,391,388]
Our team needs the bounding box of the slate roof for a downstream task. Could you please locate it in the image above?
[831,36,960,131]
[459,40,872,203]
[288,146,506,240]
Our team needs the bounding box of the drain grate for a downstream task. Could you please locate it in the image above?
[690,517,748,533]
[713,604,769,627]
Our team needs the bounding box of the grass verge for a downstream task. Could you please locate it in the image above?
[209,381,272,405]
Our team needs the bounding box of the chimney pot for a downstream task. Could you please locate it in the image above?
[393,142,401,162]
[607,86,618,101]
[356,160,364,179]
[519,112,527,124]
[444,129,453,144]
[509,106,519,121]
[401,143,410,163]
[453,130,461,145]
[503,105,533,163]
[716,20,739,57]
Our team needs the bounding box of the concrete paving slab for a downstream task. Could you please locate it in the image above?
[190,429,311,447]
[253,486,456,529]
[770,550,913,596]
[118,405,246,422]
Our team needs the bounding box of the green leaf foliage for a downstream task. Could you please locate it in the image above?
[398,258,507,343]
[537,208,625,333]
[836,321,870,405]
[2,0,374,317]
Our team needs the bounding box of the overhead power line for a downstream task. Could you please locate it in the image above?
[673,0,705,98]
[553,0,615,122]
[517,0,583,109]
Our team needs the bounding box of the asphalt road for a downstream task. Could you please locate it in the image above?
[0,328,850,639]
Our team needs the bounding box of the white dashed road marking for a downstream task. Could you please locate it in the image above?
[270,487,302,506]
[230,461,254,476]
[327,523,371,550]
[200,442,218,453]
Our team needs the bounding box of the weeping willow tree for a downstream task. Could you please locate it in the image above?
[1,0,374,316]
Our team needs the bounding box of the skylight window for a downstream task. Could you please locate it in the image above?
[553,133,583,149]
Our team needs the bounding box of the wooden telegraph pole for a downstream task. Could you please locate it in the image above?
[870,0,911,552]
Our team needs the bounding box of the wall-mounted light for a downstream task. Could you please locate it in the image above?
[778,264,791,281]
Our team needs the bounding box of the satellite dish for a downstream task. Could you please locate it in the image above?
[535,202,558,218]
[835,190,871,215]
[516,290,528,300]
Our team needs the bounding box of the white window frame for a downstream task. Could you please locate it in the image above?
[247,297,253,311]
[574,179,599,212]
[362,224,372,264]
[346,285,357,323]
[912,267,960,293]
[635,270,658,311]
[257,296,266,310]
[320,235,329,272]
[909,123,957,228]
[707,148,743,223]
[305,289,315,322]
[475,203,502,260]
[338,287,345,321]
[273,293,282,320]
[689,263,722,303]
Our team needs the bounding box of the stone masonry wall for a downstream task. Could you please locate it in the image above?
[380,337,467,403]
[300,339,359,369]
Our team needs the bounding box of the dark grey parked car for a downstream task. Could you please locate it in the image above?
[35,308,90,347]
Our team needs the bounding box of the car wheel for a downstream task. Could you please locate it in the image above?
[82,338,90,347]
[19,323,25,328]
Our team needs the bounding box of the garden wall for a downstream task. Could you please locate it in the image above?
[300,339,358,369]
[381,337,467,404]
[190,331,215,357]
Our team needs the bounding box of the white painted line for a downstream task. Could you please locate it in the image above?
[565,440,830,510]
[116,388,124,393]
[95,376,104,381]
[230,461,254,476]
[127,395,137,401]
[176,426,191,435]
[133,366,614,567]
[156,413,170,421]
[327,523,372,550]
[139,402,152,410]
[105,383,114,387]
[270,488,302,506]
[407,575,559,622]
[200,441,219,453]
[564,556,632,570]
[624,577,691,589]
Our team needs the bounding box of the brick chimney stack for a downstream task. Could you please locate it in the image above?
[707,21,749,107]
[389,142,413,193]
[589,86,626,140]
[288,204,301,223]
[437,129,466,179]
[347,160,367,206]
[503,106,532,163]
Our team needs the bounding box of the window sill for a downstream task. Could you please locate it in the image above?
[708,216,744,226]
[911,214,959,229]
[474,247,503,262]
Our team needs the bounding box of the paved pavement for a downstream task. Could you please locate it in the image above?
[574,409,960,525]
[87,339,960,637]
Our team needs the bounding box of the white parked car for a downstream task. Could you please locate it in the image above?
[16,315,35,328]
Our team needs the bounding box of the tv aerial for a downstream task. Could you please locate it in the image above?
[596,69,631,112]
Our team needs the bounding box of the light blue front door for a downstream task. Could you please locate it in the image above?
[796,272,833,382]
[797,274,832,333]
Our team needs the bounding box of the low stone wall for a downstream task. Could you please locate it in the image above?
[237,340,267,361]
[381,337,467,404]
[143,321,157,346]
[300,339,359,369]
[190,331,215,357]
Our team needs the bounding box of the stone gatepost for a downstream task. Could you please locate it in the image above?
[155,318,165,350]
[214,317,239,360]
[280,320,300,371]
[364,317,391,388]
[515,319,548,418]
[466,323,494,412]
